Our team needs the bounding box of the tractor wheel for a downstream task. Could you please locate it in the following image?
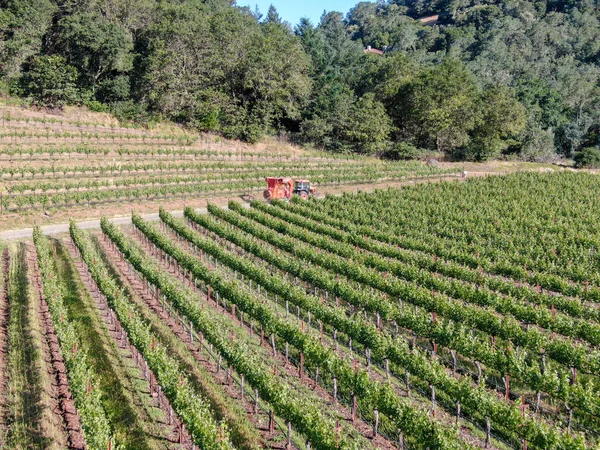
[263,189,272,200]
[300,191,309,200]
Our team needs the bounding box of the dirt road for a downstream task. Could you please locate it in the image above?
[0,209,205,240]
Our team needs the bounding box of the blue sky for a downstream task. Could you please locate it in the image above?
[238,0,358,26]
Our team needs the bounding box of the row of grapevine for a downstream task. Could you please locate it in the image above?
[33,230,112,450]
[4,164,436,195]
[128,213,472,450]
[100,217,375,450]
[68,222,233,450]
[269,199,600,320]
[224,202,600,375]
[249,201,600,347]
[162,207,584,449]
[184,206,600,422]
[0,129,195,144]
[0,159,360,179]
[310,173,600,289]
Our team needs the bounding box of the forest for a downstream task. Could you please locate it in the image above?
[1,0,599,161]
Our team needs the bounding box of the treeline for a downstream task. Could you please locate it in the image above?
[0,0,599,161]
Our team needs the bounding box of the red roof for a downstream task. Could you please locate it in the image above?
[364,46,384,55]
[419,15,439,25]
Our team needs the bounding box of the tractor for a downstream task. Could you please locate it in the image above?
[263,177,316,201]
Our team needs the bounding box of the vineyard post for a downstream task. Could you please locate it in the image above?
[456,402,461,426]
[333,377,337,404]
[373,408,379,438]
[286,422,292,449]
[451,350,457,375]
[351,394,357,423]
[254,389,258,413]
[269,411,275,433]
[485,417,491,448]
[398,431,404,450]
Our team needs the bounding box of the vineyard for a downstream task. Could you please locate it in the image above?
[0,106,459,231]
[0,169,598,449]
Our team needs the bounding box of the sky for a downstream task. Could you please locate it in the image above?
[238,0,358,27]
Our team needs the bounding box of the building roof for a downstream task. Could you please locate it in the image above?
[364,45,384,55]
[419,15,440,25]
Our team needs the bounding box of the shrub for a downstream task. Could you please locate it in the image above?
[381,141,424,160]
[17,55,80,108]
[574,147,600,168]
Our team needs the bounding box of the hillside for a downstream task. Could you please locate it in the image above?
[1,0,599,162]
[0,102,468,232]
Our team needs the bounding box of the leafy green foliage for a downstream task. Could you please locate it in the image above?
[17,55,80,108]
[2,0,600,158]
[69,222,232,450]
[574,147,600,168]
[33,229,112,450]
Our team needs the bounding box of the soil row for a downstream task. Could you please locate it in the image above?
[97,232,288,448]
[0,249,10,444]
[161,221,501,450]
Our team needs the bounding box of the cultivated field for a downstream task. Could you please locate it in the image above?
[0,105,459,232]
[1,170,598,449]
[1,104,598,449]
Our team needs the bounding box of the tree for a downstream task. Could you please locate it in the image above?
[141,0,309,141]
[265,4,282,24]
[467,86,527,160]
[18,55,79,108]
[0,0,55,78]
[520,124,557,162]
[574,147,600,168]
[343,93,393,154]
[400,59,479,153]
[56,11,133,90]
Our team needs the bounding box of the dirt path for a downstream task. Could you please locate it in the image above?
[1,243,60,447]
[0,175,467,239]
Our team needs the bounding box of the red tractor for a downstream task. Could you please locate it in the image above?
[264,177,316,201]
